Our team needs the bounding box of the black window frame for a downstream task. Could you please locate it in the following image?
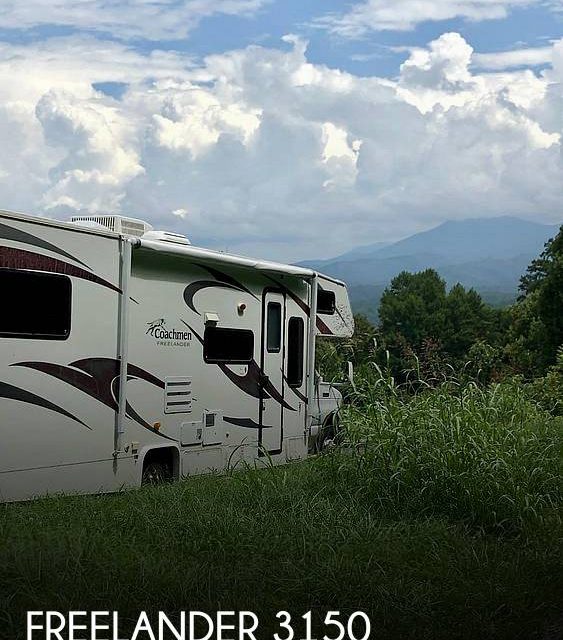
[266,301,282,353]
[0,268,72,341]
[203,326,254,364]
[287,316,304,387]
[317,287,336,315]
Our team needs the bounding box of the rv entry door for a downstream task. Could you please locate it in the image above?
[260,291,285,454]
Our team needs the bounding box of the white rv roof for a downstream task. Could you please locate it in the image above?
[0,208,345,285]
[137,238,317,279]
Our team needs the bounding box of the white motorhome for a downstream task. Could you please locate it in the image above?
[0,210,354,502]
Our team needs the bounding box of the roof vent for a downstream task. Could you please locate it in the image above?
[70,215,153,238]
[142,230,191,245]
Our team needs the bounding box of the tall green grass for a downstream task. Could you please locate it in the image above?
[329,365,562,534]
[0,365,561,639]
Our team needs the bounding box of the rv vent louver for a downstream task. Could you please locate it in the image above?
[119,219,149,237]
[142,230,191,245]
[70,215,153,238]
[164,377,192,414]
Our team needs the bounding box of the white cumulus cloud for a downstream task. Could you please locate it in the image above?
[315,0,539,36]
[474,46,553,69]
[0,33,562,261]
[0,0,269,41]
[36,89,144,213]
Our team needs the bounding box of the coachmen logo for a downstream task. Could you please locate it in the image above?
[146,318,192,346]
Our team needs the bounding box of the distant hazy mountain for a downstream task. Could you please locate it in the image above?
[298,217,560,322]
[370,216,558,262]
[299,241,391,269]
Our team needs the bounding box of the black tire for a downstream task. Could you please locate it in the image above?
[316,415,338,452]
[142,461,172,485]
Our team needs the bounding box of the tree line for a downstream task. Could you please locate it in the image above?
[318,224,563,410]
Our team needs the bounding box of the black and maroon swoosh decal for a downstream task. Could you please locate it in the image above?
[0,246,121,294]
[224,416,272,430]
[220,358,262,400]
[265,275,333,335]
[197,264,258,300]
[13,358,174,440]
[184,281,242,314]
[65,358,165,392]
[226,359,293,410]
[183,265,259,315]
[0,380,90,429]
[282,372,308,403]
[182,320,295,411]
[0,221,91,269]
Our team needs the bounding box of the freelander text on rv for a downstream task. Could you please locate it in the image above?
[0,210,354,502]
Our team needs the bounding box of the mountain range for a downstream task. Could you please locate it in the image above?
[298,217,561,322]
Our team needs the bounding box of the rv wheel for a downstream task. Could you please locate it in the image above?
[317,414,339,452]
[142,461,172,485]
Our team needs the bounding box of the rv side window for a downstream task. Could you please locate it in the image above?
[266,302,282,353]
[203,326,254,364]
[287,317,304,387]
[0,269,71,340]
[317,288,336,315]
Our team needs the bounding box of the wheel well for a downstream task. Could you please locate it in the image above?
[142,447,180,480]
[321,411,341,443]
[323,411,338,430]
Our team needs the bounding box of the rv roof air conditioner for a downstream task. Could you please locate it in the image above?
[70,215,153,238]
[142,230,192,246]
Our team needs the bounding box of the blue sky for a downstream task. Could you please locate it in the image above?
[0,1,561,260]
[170,1,563,76]
[6,1,561,78]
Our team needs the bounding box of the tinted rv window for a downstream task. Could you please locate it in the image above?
[203,327,254,363]
[266,302,282,353]
[0,269,71,340]
[317,288,336,315]
[287,317,304,387]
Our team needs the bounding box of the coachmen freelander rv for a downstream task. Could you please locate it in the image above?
[0,209,354,502]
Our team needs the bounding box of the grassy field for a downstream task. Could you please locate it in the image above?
[0,377,561,640]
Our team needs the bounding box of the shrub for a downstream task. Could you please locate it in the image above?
[524,347,563,416]
[328,364,562,534]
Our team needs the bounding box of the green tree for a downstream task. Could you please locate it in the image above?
[316,313,378,381]
[509,225,563,375]
[379,269,507,377]
[525,346,563,415]
[444,284,489,358]
[379,269,448,348]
